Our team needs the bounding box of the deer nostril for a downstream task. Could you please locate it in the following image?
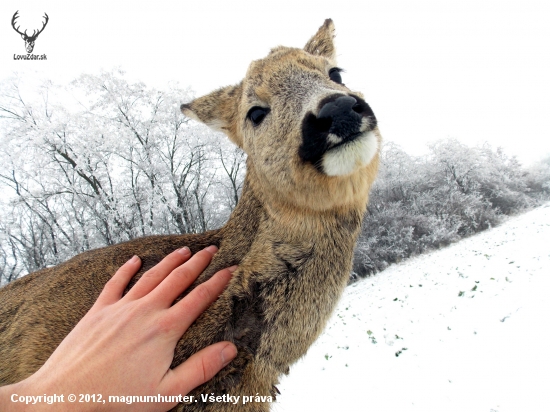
[352,103,363,114]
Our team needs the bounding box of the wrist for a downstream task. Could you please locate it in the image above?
[0,376,72,412]
[0,380,33,412]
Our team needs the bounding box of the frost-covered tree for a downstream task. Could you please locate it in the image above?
[352,139,549,280]
[0,71,246,284]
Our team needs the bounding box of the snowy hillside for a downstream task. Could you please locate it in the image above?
[275,204,550,412]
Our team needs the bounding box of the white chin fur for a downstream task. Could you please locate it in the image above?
[322,131,378,176]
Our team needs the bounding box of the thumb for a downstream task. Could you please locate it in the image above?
[160,342,237,396]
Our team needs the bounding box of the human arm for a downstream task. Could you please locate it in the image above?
[0,246,237,411]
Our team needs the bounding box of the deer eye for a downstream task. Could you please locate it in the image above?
[329,68,343,84]
[247,106,270,126]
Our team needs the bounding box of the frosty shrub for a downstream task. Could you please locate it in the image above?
[352,140,549,279]
[527,155,550,199]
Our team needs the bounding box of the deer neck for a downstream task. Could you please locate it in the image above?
[219,172,365,270]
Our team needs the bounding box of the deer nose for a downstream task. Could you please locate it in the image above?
[317,95,358,120]
[315,94,374,139]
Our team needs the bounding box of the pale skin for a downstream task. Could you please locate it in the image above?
[0,245,238,411]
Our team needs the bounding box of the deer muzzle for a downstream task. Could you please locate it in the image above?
[299,94,378,175]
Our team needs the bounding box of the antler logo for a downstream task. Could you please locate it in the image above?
[11,11,49,54]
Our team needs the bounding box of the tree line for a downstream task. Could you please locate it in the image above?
[352,140,550,280]
[1,71,548,285]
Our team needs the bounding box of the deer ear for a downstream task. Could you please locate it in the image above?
[181,83,243,147]
[304,19,336,61]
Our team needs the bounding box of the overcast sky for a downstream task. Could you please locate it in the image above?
[1,0,549,165]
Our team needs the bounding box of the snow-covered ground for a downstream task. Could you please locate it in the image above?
[275,203,550,412]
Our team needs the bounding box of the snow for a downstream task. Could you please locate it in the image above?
[275,203,550,412]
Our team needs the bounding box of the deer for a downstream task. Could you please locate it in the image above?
[0,19,380,411]
[11,11,49,54]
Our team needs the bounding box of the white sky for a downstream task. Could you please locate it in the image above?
[1,0,549,165]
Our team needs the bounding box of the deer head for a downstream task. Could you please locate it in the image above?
[181,19,380,214]
[11,11,49,54]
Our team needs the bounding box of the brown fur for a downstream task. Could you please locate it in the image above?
[0,19,380,411]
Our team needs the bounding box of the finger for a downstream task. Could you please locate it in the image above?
[125,247,192,300]
[96,255,141,306]
[149,245,219,307]
[159,341,237,396]
[165,266,235,335]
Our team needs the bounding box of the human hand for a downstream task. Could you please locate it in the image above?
[0,246,237,411]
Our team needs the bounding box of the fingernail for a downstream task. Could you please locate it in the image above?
[178,246,191,256]
[205,245,218,254]
[227,265,238,273]
[221,343,237,366]
[129,255,140,264]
